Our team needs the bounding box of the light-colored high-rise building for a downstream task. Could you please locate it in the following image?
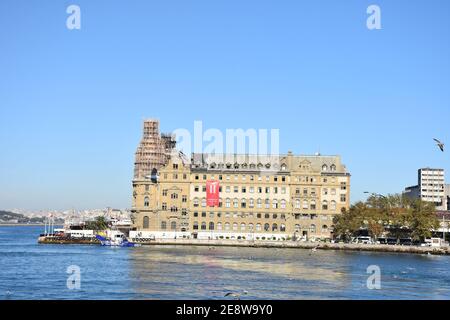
[404,168,446,210]
[130,121,351,241]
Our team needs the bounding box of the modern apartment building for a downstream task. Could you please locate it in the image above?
[130,121,351,241]
[404,168,446,210]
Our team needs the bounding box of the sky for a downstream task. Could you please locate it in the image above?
[0,0,449,211]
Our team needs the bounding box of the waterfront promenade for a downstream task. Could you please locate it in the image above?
[38,235,450,255]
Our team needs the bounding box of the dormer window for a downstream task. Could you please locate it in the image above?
[322,165,328,172]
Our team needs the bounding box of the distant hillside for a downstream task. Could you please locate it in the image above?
[0,210,45,224]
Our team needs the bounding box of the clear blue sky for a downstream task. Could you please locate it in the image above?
[0,0,449,211]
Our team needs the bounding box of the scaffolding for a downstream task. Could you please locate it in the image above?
[134,119,176,179]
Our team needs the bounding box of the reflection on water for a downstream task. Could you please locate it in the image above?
[1,226,450,300]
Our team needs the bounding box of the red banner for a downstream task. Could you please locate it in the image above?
[206,180,220,207]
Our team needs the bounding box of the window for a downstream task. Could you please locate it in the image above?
[295,199,300,209]
[272,199,278,209]
[193,212,198,217]
[241,199,246,208]
[322,201,328,210]
[310,200,316,210]
[280,224,286,232]
[341,194,347,202]
[193,198,199,207]
[249,198,254,208]
[162,203,167,211]
[264,223,270,231]
[161,221,167,230]
[193,222,199,230]
[226,198,231,208]
[331,188,336,195]
[217,223,222,231]
[225,223,230,231]
[323,188,328,196]
[144,197,150,207]
[201,198,207,207]
[310,224,316,233]
[322,165,328,172]
[272,224,278,232]
[257,198,262,208]
[173,164,178,169]
[281,200,286,209]
[143,216,149,229]
[265,199,270,209]
[240,223,246,231]
[233,223,238,231]
[171,221,177,230]
[171,193,178,199]
[341,182,347,190]
[330,201,337,211]
[162,189,168,196]
[182,195,187,202]
[295,224,301,232]
[322,225,328,232]
[256,224,262,231]
[248,223,254,231]
[233,198,239,208]
[201,222,207,230]
[303,200,308,210]
[201,212,206,218]
[209,222,215,230]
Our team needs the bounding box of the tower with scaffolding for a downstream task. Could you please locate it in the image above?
[133,119,176,179]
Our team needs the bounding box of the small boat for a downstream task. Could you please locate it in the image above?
[95,231,140,247]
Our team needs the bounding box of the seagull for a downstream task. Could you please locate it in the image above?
[224,290,248,300]
[434,138,444,152]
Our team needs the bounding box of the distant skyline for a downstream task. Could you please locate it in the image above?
[1,0,449,211]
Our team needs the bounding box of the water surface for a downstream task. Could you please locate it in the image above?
[0,226,449,300]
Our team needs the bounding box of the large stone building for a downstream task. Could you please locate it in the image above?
[130,121,351,241]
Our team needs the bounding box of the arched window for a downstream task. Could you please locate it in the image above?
[209,222,215,230]
[240,223,246,231]
[248,223,254,231]
[330,200,337,211]
[272,223,278,232]
[217,222,222,231]
[281,200,286,209]
[233,198,239,208]
[171,221,177,230]
[303,200,309,209]
[256,224,262,231]
[310,200,316,210]
[144,196,150,207]
[201,222,207,230]
[161,221,167,230]
[257,198,262,208]
[193,222,199,230]
[310,224,316,233]
[143,216,149,229]
[193,198,199,207]
[233,223,238,231]
[249,198,254,208]
[226,198,231,208]
[281,164,287,171]
[265,199,270,209]
[322,164,328,172]
[322,200,328,210]
[241,198,246,208]
[264,223,270,231]
[272,199,278,209]
[295,224,301,232]
[280,224,286,232]
[322,225,328,232]
[330,164,336,172]
[225,223,230,231]
[295,199,300,209]
[201,198,207,207]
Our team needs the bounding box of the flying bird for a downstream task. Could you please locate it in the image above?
[224,290,249,300]
[434,138,445,152]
